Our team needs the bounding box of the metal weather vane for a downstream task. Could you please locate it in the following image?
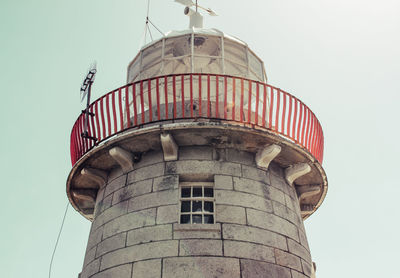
[175,0,217,16]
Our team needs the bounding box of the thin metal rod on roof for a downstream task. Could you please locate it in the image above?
[148,18,164,36]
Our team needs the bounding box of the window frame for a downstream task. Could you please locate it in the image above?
[179,182,215,225]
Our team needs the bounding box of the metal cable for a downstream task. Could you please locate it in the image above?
[48,202,69,278]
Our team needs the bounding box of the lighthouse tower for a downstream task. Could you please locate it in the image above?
[67,4,327,278]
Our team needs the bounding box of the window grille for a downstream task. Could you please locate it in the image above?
[179,182,215,224]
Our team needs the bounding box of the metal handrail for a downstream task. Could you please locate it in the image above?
[70,73,324,165]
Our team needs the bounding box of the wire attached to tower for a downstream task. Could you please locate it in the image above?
[141,0,164,48]
[48,202,69,278]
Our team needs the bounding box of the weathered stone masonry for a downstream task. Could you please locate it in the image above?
[80,146,313,278]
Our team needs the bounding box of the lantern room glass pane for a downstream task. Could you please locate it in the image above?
[248,50,264,80]
[193,35,221,57]
[225,60,247,78]
[224,38,247,67]
[170,35,192,57]
[142,41,162,71]
[193,57,222,74]
[127,57,141,83]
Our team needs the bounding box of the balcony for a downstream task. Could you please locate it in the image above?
[71,73,324,166]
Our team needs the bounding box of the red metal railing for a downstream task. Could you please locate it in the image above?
[70,73,324,165]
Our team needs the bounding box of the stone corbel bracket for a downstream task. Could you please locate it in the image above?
[296,185,321,202]
[71,188,97,203]
[296,184,321,217]
[80,167,108,189]
[255,144,281,170]
[285,163,311,187]
[160,133,178,161]
[109,147,135,173]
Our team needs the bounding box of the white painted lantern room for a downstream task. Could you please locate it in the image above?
[127,28,267,83]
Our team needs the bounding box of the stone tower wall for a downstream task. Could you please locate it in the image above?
[80,146,312,278]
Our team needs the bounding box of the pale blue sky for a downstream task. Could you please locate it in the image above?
[1,0,399,277]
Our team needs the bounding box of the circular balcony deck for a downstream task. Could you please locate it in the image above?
[68,73,327,220]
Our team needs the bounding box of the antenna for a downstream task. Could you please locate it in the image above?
[80,63,97,141]
[141,0,164,47]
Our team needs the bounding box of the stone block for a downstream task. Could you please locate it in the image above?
[226,148,254,166]
[233,177,270,197]
[86,225,103,251]
[100,194,113,214]
[224,240,275,263]
[127,163,165,184]
[301,259,312,276]
[127,224,172,246]
[107,167,125,184]
[275,249,303,272]
[92,264,132,278]
[269,162,284,178]
[240,259,291,278]
[93,200,129,230]
[100,240,179,270]
[215,190,272,213]
[81,258,100,278]
[166,160,241,177]
[96,232,126,258]
[103,208,156,239]
[214,175,233,190]
[153,175,179,192]
[299,229,310,251]
[241,165,269,183]
[156,205,178,224]
[179,239,223,256]
[216,205,246,225]
[269,186,286,205]
[104,174,127,197]
[291,270,308,278]
[287,238,311,263]
[179,146,213,160]
[284,193,296,212]
[247,209,299,242]
[270,172,290,196]
[83,246,96,267]
[132,259,161,278]
[173,223,221,239]
[163,257,240,278]
[128,190,178,212]
[96,187,105,205]
[112,179,153,205]
[272,201,301,226]
[222,224,287,250]
[134,151,164,169]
